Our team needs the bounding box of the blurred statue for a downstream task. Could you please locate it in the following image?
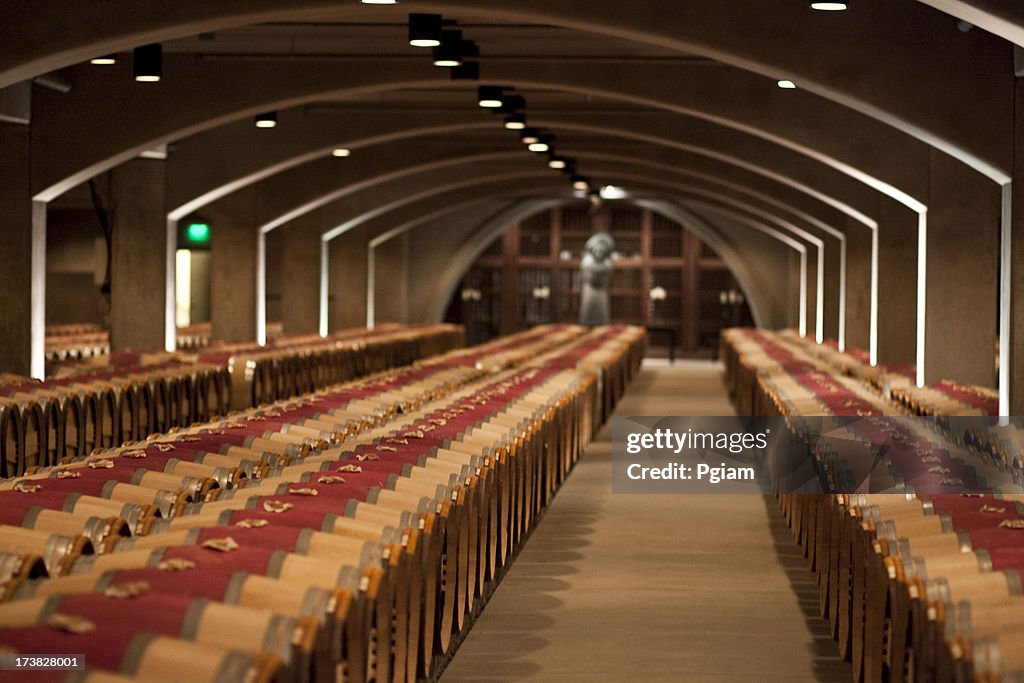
[579,232,615,325]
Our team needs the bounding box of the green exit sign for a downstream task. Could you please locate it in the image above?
[179,220,211,248]
[187,222,210,242]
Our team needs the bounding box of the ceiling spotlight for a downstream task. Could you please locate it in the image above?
[449,62,480,80]
[520,128,541,144]
[91,54,117,65]
[361,0,398,4]
[777,79,797,89]
[409,13,443,47]
[478,85,506,108]
[599,185,627,200]
[255,112,278,128]
[432,30,464,67]
[571,175,590,191]
[548,156,567,170]
[810,1,848,9]
[504,114,526,130]
[331,148,351,157]
[528,136,552,153]
[132,44,162,82]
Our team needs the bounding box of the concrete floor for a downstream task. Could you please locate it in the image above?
[441,361,850,682]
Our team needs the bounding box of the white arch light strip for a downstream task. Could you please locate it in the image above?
[365,187,797,332]
[316,171,567,337]
[366,197,563,329]
[253,147,859,350]
[359,177,809,337]
[579,153,849,349]
[590,173,817,336]
[685,202,810,333]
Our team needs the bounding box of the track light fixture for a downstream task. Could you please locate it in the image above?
[504,114,526,130]
[255,112,278,128]
[331,148,351,157]
[132,44,162,82]
[810,1,848,9]
[91,54,117,65]
[432,30,464,67]
[572,175,590,191]
[409,13,443,46]
[548,156,567,170]
[361,0,398,4]
[777,79,796,89]
[478,86,507,108]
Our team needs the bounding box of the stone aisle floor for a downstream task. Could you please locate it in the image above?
[440,361,850,682]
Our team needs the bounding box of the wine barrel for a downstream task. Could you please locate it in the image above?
[0,625,284,683]
[0,402,24,479]
[0,525,94,576]
[20,400,47,475]
[0,594,319,683]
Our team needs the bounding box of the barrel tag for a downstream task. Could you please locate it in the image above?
[13,481,41,493]
[263,500,293,513]
[288,487,318,497]
[157,558,196,571]
[236,518,268,529]
[88,459,114,469]
[202,536,239,552]
[47,613,95,633]
[104,580,150,599]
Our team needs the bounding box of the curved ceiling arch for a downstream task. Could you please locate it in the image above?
[35,59,934,211]
[5,1,1011,181]
[280,163,819,336]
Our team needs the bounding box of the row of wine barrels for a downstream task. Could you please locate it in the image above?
[0,324,644,683]
[720,328,1024,682]
[0,369,233,477]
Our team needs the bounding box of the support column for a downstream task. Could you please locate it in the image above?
[374,231,408,324]
[280,215,322,335]
[109,158,167,353]
[875,198,917,366]
[207,187,257,342]
[0,123,39,376]
[822,237,841,343]
[925,149,1000,387]
[328,226,369,331]
[843,216,872,354]
[1011,79,1024,415]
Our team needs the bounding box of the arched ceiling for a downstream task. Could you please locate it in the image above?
[5,0,1017,402]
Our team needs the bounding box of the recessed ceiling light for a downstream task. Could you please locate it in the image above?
[572,176,590,191]
[810,2,848,10]
[331,148,351,157]
[520,129,541,144]
[409,13,443,47]
[91,54,117,65]
[504,114,526,130]
[600,185,627,200]
[528,141,550,153]
[777,79,797,89]
[361,0,398,4]
[548,156,567,170]
[433,30,463,67]
[132,44,162,82]
[255,112,277,128]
